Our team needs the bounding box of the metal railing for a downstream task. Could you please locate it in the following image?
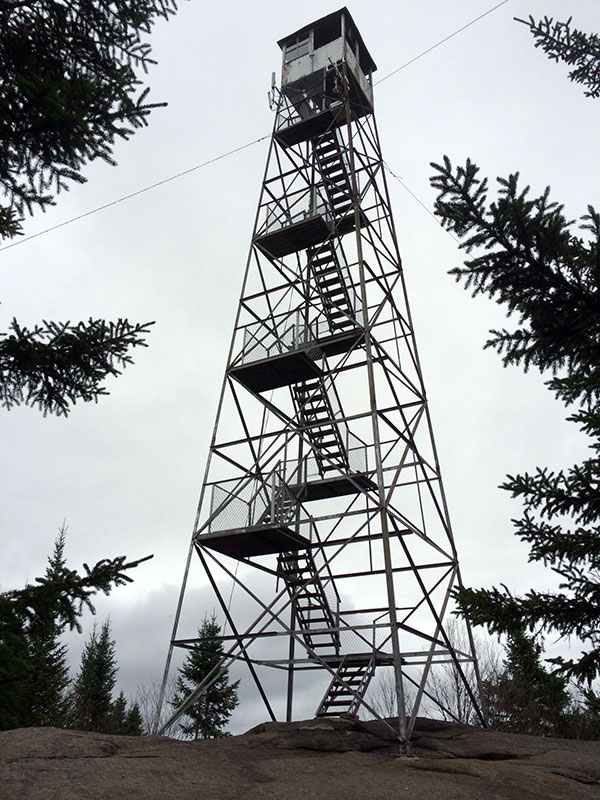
[207,465,307,535]
[257,187,332,238]
[206,437,372,536]
[233,308,361,368]
[283,432,369,485]
[275,87,344,136]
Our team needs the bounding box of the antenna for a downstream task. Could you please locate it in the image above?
[268,71,278,110]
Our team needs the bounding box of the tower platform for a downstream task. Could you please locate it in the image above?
[196,523,310,559]
[229,327,362,393]
[254,210,367,259]
[274,104,346,148]
[296,472,376,501]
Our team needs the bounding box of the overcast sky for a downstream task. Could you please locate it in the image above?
[2,0,598,732]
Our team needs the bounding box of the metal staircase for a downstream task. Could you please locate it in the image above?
[316,655,377,717]
[313,131,353,221]
[292,379,349,477]
[308,242,356,335]
[278,550,339,652]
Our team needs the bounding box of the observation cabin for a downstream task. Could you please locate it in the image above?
[274,7,377,148]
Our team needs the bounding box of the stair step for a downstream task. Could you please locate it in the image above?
[311,436,340,446]
[313,271,340,283]
[322,171,346,183]
[315,144,337,156]
[296,400,325,407]
[311,253,335,265]
[315,444,342,454]
[319,154,343,166]
[318,150,342,162]
[298,590,328,599]
[329,193,350,203]
[297,382,321,392]
[312,437,340,447]
[326,176,348,187]
[312,265,336,276]
[320,157,344,169]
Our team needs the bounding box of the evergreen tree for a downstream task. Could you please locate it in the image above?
[171,616,239,739]
[0,546,150,730]
[123,701,144,736]
[71,620,118,731]
[70,623,144,735]
[105,690,142,735]
[26,527,71,727]
[108,690,129,734]
[429,16,600,685]
[485,631,571,736]
[0,595,30,730]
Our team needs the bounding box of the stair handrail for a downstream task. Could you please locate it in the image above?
[309,517,341,621]
[259,185,332,238]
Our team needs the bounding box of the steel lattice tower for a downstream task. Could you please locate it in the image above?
[159,8,485,747]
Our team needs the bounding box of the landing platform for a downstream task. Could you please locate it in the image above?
[274,105,346,148]
[316,652,395,668]
[229,350,322,393]
[229,328,362,393]
[197,524,310,559]
[296,473,376,501]
[319,328,363,357]
[255,215,332,259]
[333,208,369,236]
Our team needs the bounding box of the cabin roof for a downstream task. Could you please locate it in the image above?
[277,7,377,74]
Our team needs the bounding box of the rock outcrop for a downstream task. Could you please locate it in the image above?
[2,717,599,799]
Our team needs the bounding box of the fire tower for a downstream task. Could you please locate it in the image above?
[159,8,485,747]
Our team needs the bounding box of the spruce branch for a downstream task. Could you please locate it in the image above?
[516,16,600,98]
[0,317,154,415]
[1,553,153,634]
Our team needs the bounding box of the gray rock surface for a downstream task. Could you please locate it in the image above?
[1,717,599,799]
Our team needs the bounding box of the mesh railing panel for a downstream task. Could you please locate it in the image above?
[258,190,331,237]
[275,89,343,134]
[284,443,368,485]
[207,471,314,534]
[208,479,268,532]
[238,314,314,365]
[235,313,362,367]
